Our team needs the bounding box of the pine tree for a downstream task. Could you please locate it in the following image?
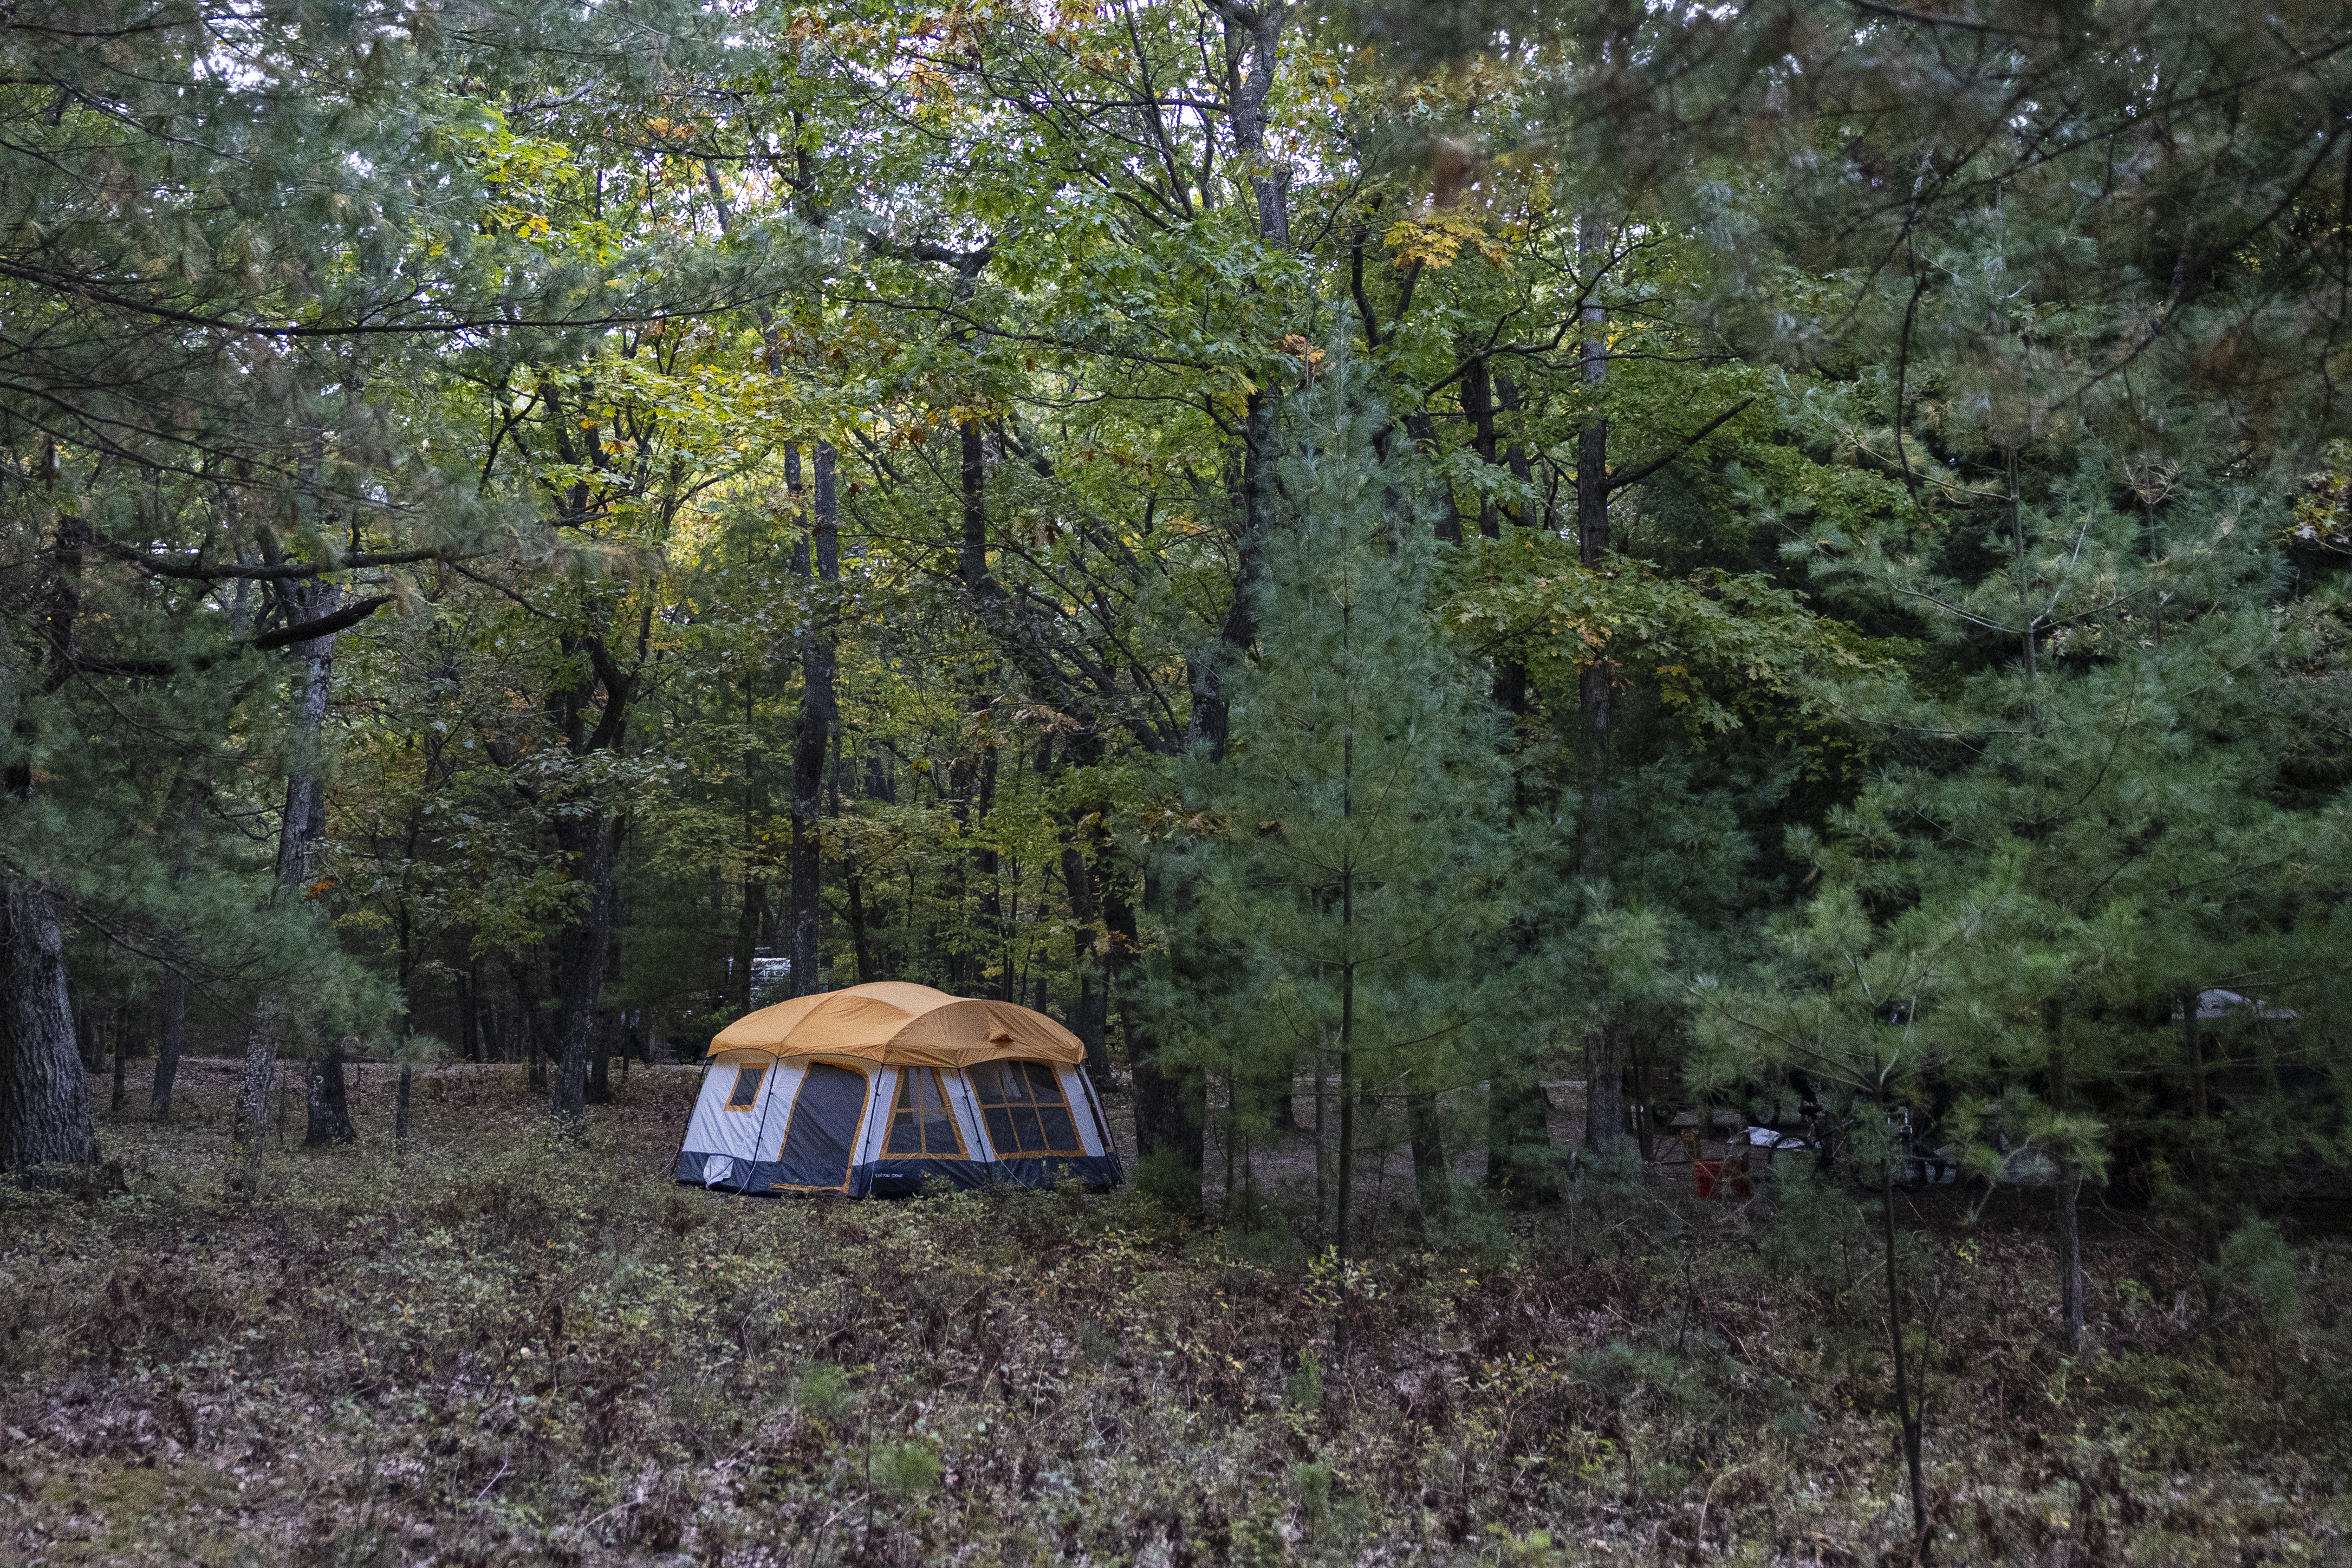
[1156,341,1513,1250]
[1777,190,2352,1345]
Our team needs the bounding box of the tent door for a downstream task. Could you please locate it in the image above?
[772,1063,868,1189]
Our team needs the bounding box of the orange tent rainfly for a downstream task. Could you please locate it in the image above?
[673,982,1123,1197]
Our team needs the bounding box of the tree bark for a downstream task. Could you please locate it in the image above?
[459,957,479,1064]
[394,1063,413,1163]
[586,1009,615,1105]
[153,958,188,1119]
[786,441,840,998]
[1112,866,1201,1186]
[1214,0,1290,250]
[549,813,618,1125]
[1060,840,1110,1074]
[230,1003,278,1194]
[537,605,634,1129]
[1408,1086,1448,1224]
[0,873,99,1175]
[303,1034,356,1147]
[1464,353,1501,539]
[1193,1,1288,759]
[151,774,202,1120]
[109,1009,128,1115]
[0,505,96,1177]
[2049,1003,2085,1354]
[1574,217,1630,1160]
[269,578,357,1149]
[2179,991,2219,1260]
[953,422,1006,994]
[2057,1164,2085,1354]
[1881,1153,1929,1553]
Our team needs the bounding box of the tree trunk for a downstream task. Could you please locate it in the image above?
[230,1003,278,1195]
[459,959,479,1064]
[586,1009,614,1104]
[1058,726,1113,1076]
[510,956,543,1088]
[1495,372,1536,525]
[75,1001,104,1073]
[1575,216,1629,1161]
[2049,1001,2085,1354]
[1113,867,1201,1187]
[842,866,874,983]
[0,508,96,1177]
[394,1064,413,1163]
[549,813,618,1125]
[729,879,765,1016]
[954,421,1005,996]
[2179,991,2218,1260]
[1194,1,1288,758]
[152,775,198,1120]
[1881,1154,1929,1553]
[1485,1057,1550,1193]
[789,440,840,998]
[153,960,189,1120]
[270,579,356,1150]
[1464,353,1501,539]
[110,1015,128,1115]
[1408,1086,1448,1225]
[1336,954,1356,1364]
[1313,1046,1328,1239]
[0,873,99,1175]
[1583,1026,1628,1157]
[304,1034,356,1147]
[2057,1165,2085,1355]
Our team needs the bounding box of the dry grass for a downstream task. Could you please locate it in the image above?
[0,1059,2345,1566]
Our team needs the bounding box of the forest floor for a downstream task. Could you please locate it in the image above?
[1,1059,2347,1567]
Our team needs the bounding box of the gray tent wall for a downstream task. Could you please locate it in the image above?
[674,1056,1123,1196]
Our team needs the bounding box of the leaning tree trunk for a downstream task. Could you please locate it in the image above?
[0,873,99,1176]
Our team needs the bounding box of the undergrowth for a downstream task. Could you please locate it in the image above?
[0,1060,2346,1565]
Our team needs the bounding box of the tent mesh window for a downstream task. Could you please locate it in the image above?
[725,1065,766,1110]
[884,1068,966,1157]
[771,1063,867,1190]
[972,1062,1082,1156]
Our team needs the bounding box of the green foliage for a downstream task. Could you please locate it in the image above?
[2215,1220,2304,1338]
[872,1439,944,1499]
[1157,342,1514,1227]
[1284,1348,1324,1414]
[1132,1146,1204,1221]
[796,1362,852,1428]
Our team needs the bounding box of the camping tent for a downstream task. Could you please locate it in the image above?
[672,981,1124,1196]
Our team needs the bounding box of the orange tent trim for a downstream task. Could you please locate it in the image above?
[706,980,1085,1069]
